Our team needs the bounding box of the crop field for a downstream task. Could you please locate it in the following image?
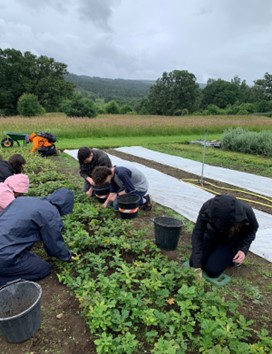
[0,114,272,353]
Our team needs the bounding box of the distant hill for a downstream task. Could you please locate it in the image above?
[65,73,155,102]
[65,73,206,102]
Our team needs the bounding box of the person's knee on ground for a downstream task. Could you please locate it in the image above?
[203,265,223,278]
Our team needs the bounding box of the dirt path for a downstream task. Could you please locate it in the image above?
[107,149,272,215]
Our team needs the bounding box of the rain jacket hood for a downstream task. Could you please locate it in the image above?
[207,195,248,232]
[43,188,74,216]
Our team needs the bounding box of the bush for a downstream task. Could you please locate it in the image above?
[221,127,272,156]
[104,100,120,114]
[119,104,133,114]
[238,103,255,114]
[255,100,272,113]
[17,93,45,116]
[60,94,97,118]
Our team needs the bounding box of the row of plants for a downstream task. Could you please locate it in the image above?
[7,149,269,353]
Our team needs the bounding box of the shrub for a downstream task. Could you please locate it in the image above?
[60,94,97,118]
[17,93,45,116]
[104,100,120,114]
[238,103,255,114]
[119,104,133,114]
[221,127,272,156]
[255,100,272,113]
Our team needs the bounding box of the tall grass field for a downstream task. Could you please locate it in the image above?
[1,113,272,145]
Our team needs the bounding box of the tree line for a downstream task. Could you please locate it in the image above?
[1,48,272,117]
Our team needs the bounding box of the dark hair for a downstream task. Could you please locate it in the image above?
[8,154,26,173]
[92,166,112,186]
[77,147,93,163]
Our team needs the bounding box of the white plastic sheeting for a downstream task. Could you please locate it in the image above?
[64,149,272,262]
[115,146,272,198]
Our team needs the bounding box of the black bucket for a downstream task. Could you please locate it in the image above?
[93,184,110,203]
[154,216,183,250]
[0,279,42,343]
[117,194,141,219]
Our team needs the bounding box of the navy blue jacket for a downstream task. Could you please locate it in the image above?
[0,188,74,267]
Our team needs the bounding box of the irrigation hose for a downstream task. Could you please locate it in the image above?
[182,178,272,203]
[182,179,272,209]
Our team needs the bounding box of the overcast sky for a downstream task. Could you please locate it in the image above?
[0,0,271,84]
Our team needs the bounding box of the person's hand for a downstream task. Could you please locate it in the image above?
[194,268,202,278]
[87,177,94,185]
[70,253,80,261]
[86,188,93,197]
[232,250,245,264]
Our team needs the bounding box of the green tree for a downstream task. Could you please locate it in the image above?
[0,48,74,115]
[60,94,97,117]
[104,100,120,114]
[201,79,240,109]
[253,72,272,100]
[17,93,45,116]
[147,70,200,115]
[119,104,133,114]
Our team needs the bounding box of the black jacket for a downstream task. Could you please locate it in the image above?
[191,195,259,268]
[0,160,13,182]
[79,150,112,179]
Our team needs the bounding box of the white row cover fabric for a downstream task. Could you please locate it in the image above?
[115,146,272,198]
[65,149,272,262]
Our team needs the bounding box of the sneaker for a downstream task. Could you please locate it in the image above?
[142,194,152,211]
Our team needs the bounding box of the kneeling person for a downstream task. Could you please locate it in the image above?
[92,165,152,211]
[190,194,259,278]
[0,188,74,286]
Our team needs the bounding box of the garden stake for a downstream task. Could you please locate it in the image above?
[199,130,208,186]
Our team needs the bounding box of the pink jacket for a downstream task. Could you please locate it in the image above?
[0,174,29,212]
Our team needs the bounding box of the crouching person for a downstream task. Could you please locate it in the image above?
[77,147,112,197]
[0,173,29,212]
[92,165,152,211]
[0,188,74,286]
[190,194,259,278]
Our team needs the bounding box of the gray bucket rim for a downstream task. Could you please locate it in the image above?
[0,280,42,322]
[153,216,183,228]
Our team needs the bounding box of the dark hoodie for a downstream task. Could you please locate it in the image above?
[0,160,13,182]
[191,195,259,268]
[79,149,112,180]
[0,188,74,267]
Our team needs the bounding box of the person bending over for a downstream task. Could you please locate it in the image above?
[92,165,152,211]
[190,194,259,278]
[0,173,29,212]
[0,188,74,286]
[77,147,112,197]
[28,132,56,157]
[0,153,26,182]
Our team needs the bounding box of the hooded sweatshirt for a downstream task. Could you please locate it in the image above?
[191,195,259,268]
[0,160,13,182]
[29,132,52,153]
[0,173,29,212]
[0,188,74,267]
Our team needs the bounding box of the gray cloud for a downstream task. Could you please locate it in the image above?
[0,0,271,83]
